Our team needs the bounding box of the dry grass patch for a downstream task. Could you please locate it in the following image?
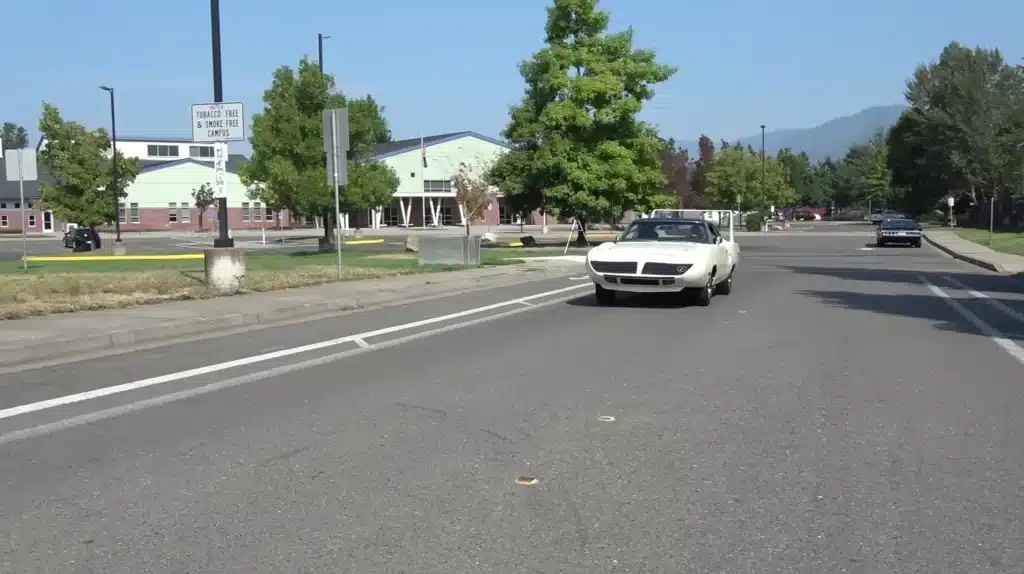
[0,265,420,319]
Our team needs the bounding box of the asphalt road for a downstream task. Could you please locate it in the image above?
[2,232,1023,572]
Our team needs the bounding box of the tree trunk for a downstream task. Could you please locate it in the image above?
[198,212,204,232]
[322,209,335,250]
[572,216,588,247]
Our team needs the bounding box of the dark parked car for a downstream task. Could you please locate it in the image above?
[876,217,922,247]
[62,227,101,252]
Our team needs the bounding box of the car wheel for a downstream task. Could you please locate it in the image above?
[716,272,733,295]
[913,239,922,248]
[695,275,713,307]
[876,240,885,247]
[594,284,616,306]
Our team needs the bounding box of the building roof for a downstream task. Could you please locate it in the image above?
[0,155,53,200]
[137,154,250,175]
[370,131,510,160]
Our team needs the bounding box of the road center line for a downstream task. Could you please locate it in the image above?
[0,282,589,422]
[942,275,1024,324]
[918,275,1024,366]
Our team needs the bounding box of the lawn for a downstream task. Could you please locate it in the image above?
[954,229,1024,256]
[0,249,535,319]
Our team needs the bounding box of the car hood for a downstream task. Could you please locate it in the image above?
[589,242,710,262]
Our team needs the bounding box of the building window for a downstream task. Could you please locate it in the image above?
[242,202,250,222]
[169,203,179,223]
[0,215,7,228]
[13,202,19,209]
[28,214,36,227]
[265,206,274,222]
[252,202,262,222]
[130,203,140,224]
[423,179,451,193]
[189,145,214,158]
[0,203,6,209]
[181,205,191,223]
[27,201,33,209]
[440,204,454,226]
[147,144,179,157]
[118,202,126,224]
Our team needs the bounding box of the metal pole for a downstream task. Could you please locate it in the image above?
[210,0,223,102]
[318,34,324,74]
[330,110,343,279]
[989,196,995,245]
[760,125,766,212]
[108,89,121,243]
[17,152,26,270]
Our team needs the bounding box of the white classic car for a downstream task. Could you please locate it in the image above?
[585,217,739,306]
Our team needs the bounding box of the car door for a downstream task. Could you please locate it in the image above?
[706,223,728,272]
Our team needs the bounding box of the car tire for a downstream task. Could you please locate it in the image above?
[913,239,922,248]
[876,240,885,247]
[695,275,713,307]
[716,272,733,295]
[594,284,616,306]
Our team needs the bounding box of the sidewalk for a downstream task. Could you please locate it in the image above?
[924,229,1024,275]
[0,262,579,367]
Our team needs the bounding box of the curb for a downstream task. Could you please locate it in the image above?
[923,232,1007,273]
[0,266,574,368]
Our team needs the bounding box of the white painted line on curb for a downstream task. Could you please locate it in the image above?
[0,282,589,422]
[569,276,588,280]
[0,292,584,446]
[942,275,1024,324]
[353,338,370,348]
[918,275,1024,366]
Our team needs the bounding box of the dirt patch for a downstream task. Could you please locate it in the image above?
[365,253,417,260]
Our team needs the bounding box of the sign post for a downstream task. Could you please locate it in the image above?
[322,108,350,279]
[4,149,38,269]
[947,196,955,228]
[191,101,245,247]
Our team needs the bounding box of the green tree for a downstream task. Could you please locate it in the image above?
[777,148,820,206]
[244,57,398,244]
[812,158,840,207]
[843,131,891,207]
[452,161,495,235]
[888,42,1024,217]
[497,0,677,244]
[705,146,795,210]
[37,103,140,230]
[1,122,29,150]
[191,183,216,230]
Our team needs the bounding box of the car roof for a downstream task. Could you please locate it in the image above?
[634,218,706,225]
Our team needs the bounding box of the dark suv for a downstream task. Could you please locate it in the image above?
[62,228,101,252]
[876,217,922,247]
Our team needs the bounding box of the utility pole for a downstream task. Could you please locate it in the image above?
[99,86,122,245]
[760,124,766,219]
[318,33,330,74]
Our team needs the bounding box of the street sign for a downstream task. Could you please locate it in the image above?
[191,101,245,142]
[947,196,955,207]
[322,108,350,187]
[213,143,228,198]
[4,149,37,181]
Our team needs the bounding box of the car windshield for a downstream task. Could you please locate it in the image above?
[881,218,918,229]
[619,221,711,243]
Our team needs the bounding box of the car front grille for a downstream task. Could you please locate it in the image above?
[590,261,637,274]
[641,262,692,275]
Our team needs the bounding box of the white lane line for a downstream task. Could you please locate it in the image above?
[353,338,371,348]
[918,275,1024,366]
[942,275,1024,324]
[569,276,589,281]
[0,292,583,446]
[0,282,589,422]
[519,300,534,307]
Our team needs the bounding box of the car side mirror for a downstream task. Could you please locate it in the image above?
[715,236,723,244]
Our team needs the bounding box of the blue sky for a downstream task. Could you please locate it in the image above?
[3,0,1022,155]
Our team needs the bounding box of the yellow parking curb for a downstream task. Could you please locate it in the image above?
[26,254,204,262]
[507,242,524,247]
[344,238,385,245]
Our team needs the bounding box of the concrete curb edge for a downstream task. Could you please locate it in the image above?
[0,266,574,368]
[923,232,1007,274]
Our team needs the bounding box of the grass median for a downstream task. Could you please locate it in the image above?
[954,229,1024,256]
[0,249,544,319]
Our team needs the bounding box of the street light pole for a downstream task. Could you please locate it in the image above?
[760,124,766,214]
[100,86,122,244]
[318,33,330,74]
[211,0,223,102]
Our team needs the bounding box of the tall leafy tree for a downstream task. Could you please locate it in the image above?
[777,148,820,206]
[494,0,677,244]
[704,146,795,209]
[888,42,1024,217]
[660,138,699,208]
[1,122,29,150]
[243,57,399,243]
[37,103,139,230]
[690,135,715,198]
[811,157,840,207]
[843,131,891,207]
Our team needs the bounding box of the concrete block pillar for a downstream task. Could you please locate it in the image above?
[204,248,246,293]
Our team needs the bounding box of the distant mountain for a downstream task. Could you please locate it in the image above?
[692,105,908,163]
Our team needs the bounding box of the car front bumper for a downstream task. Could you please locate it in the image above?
[877,232,922,244]
[587,265,712,293]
